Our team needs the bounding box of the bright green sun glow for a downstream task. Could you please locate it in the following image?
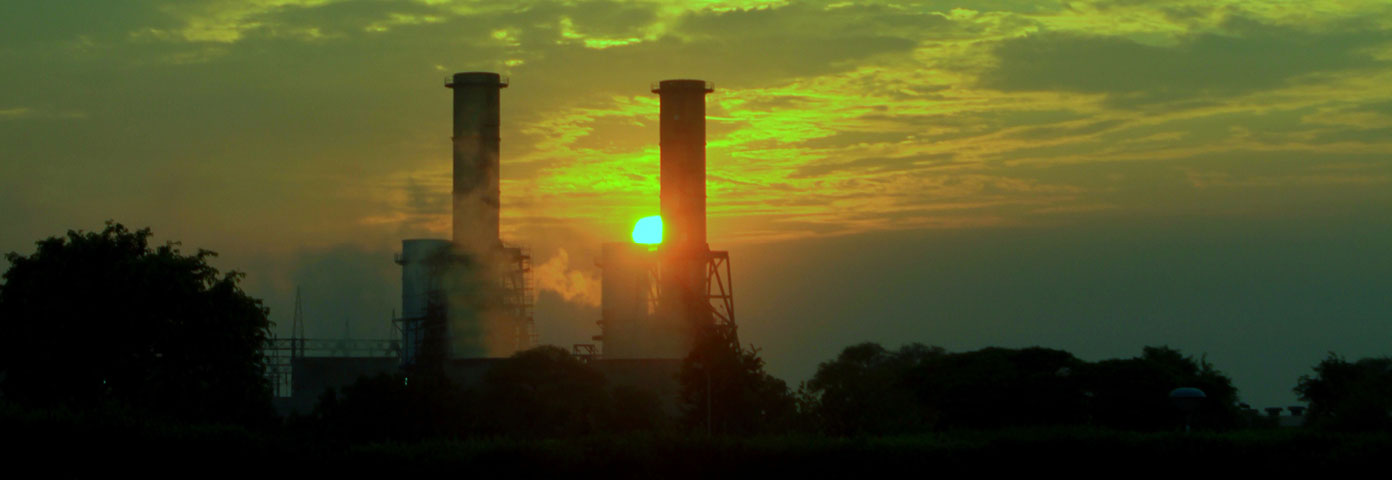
[632,215,663,244]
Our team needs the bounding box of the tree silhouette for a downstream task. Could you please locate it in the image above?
[479,345,610,436]
[805,342,943,435]
[1296,354,1392,431]
[0,222,273,423]
[1082,346,1240,431]
[606,384,670,433]
[679,328,796,435]
[311,371,470,442]
[802,344,1237,432]
[909,346,1088,429]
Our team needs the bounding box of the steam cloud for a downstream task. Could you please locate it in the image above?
[533,248,601,307]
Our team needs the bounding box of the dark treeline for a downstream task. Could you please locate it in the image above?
[803,343,1240,434]
[302,330,794,441]
[307,346,673,442]
[295,339,1392,441]
[5,222,1392,473]
[298,342,1253,442]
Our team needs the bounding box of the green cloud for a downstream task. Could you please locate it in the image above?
[980,18,1390,105]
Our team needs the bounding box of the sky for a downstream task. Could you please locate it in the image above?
[2,0,1390,409]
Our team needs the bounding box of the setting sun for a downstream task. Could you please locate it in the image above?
[631,216,663,244]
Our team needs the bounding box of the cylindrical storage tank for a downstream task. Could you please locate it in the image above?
[447,72,507,256]
[600,243,650,358]
[398,238,451,366]
[598,242,685,358]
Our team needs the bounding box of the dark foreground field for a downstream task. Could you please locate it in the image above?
[5,403,1387,476]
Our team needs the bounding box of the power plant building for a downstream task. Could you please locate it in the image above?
[271,74,739,417]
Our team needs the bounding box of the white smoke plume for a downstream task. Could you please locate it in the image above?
[533,248,601,307]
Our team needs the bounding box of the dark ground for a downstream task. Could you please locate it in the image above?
[4,402,1386,477]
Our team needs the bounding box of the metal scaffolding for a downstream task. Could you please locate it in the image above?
[501,245,538,353]
[704,251,738,349]
[264,288,402,398]
[593,247,738,360]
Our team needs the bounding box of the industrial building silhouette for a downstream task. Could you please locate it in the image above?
[270,73,737,414]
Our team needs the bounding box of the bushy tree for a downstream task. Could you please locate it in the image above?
[914,346,1088,429]
[311,372,471,442]
[1081,346,1240,431]
[0,222,273,423]
[805,343,943,435]
[479,345,611,436]
[1296,354,1392,431]
[606,384,670,433]
[680,329,796,435]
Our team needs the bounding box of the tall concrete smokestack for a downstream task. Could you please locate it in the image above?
[447,72,507,254]
[593,79,738,360]
[653,80,713,252]
[653,79,714,344]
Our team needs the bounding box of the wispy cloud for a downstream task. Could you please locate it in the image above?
[0,107,87,120]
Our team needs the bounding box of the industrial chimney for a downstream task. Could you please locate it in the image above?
[653,79,713,253]
[592,79,737,360]
[447,72,507,255]
[398,72,533,367]
[440,72,534,359]
[652,79,717,346]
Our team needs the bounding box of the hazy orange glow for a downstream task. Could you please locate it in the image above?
[632,216,663,244]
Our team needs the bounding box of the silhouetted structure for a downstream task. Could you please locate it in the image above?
[448,72,505,254]
[273,76,756,418]
[595,80,737,361]
[267,288,402,414]
[395,72,534,365]
[274,73,539,414]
